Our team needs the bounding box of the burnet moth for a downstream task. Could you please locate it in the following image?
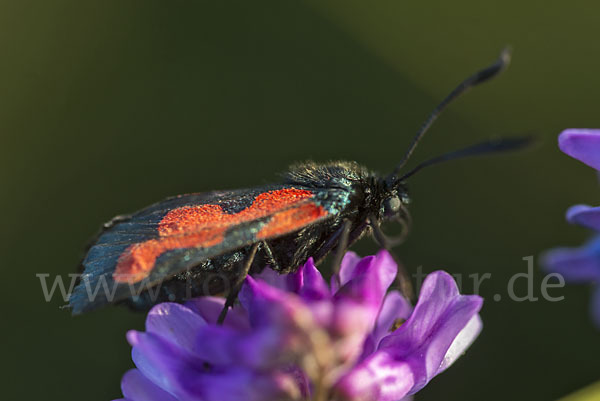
[70,48,529,317]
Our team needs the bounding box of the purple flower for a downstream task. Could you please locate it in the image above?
[558,129,600,171]
[115,250,483,401]
[542,129,600,328]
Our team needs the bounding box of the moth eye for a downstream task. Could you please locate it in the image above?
[383,196,401,216]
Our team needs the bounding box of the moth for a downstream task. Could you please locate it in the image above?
[70,49,527,316]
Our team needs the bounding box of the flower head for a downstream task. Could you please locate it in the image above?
[542,129,600,328]
[115,250,483,401]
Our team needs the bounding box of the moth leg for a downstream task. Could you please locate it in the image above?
[368,203,412,248]
[369,215,414,301]
[217,242,260,324]
[331,219,352,286]
[392,202,412,245]
[261,240,281,271]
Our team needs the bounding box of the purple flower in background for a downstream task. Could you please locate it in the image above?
[542,129,600,328]
[115,250,483,401]
[558,129,600,171]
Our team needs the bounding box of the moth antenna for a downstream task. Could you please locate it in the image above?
[396,136,534,182]
[388,47,511,184]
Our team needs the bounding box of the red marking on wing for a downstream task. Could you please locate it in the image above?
[113,188,326,283]
[257,203,327,239]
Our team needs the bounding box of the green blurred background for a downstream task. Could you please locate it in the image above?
[3,1,599,399]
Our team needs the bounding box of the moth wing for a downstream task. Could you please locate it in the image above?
[70,186,339,314]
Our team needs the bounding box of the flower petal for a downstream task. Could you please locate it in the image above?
[379,271,483,394]
[192,325,241,365]
[193,324,300,368]
[335,351,414,401]
[438,314,482,373]
[238,275,282,317]
[298,258,330,301]
[239,275,311,328]
[361,291,413,358]
[325,252,399,366]
[332,251,363,291]
[566,204,600,231]
[541,237,600,283]
[127,330,205,401]
[128,331,298,401]
[198,369,302,401]
[120,369,178,401]
[373,291,413,343]
[330,251,399,354]
[145,303,206,353]
[282,365,311,399]
[335,250,397,308]
[558,129,600,171]
[360,291,412,361]
[255,265,303,293]
[184,296,250,330]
